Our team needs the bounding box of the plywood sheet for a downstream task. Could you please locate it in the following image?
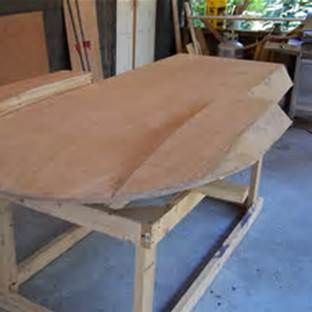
[0,12,49,86]
[0,55,292,207]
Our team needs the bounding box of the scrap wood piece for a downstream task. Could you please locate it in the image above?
[0,71,92,117]
[0,12,49,86]
[0,55,292,208]
[64,0,104,80]
[186,43,196,54]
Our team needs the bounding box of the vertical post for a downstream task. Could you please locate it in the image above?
[133,243,156,312]
[172,0,183,53]
[132,0,137,70]
[246,158,263,208]
[289,53,302,118]
[0,199,17,293]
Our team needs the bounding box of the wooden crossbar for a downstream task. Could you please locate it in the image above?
[0,292,51,312]
[172,197,263,312]
[17,226,91,286]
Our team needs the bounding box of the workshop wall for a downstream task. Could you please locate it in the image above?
[0,0,177,76]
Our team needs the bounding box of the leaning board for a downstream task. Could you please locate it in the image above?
[0,55,292,207]
[0,12,49,86]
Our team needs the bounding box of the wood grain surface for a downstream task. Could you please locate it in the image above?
[0,55,292,207]
[0,12,49,86]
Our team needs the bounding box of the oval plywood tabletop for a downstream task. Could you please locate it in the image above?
[0,55,292,208]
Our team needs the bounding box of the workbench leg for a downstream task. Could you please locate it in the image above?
[246,158,263,208]
[133,243,157,312]
[0,199,18,293]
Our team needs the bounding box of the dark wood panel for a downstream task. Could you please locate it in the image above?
[97,0,116,77]
[155,0,184,60]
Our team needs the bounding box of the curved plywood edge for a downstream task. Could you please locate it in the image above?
[248,64,293,103]
[110,100,291,207]
[0,71,92,117]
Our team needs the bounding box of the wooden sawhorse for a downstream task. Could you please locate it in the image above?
[0,159,263,312]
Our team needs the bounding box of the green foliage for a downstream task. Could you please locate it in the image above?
[190,0,206,27]
[191,0,309,31]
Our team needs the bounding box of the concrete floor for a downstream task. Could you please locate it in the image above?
[7,125,312,311]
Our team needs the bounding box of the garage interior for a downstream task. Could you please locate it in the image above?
[0,1,311,312]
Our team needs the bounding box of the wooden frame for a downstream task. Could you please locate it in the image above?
[0,159,263,312]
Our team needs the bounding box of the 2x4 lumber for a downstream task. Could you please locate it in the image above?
[0,72,92,117]
[133,244,157,312]
[0,292,51,312]
[151,192,205,244]
[15,199,142,244]
[17,226,91,286]
[0,200,17,293]
[246,159,263,207]
[172,197,264,312]
[196,180,249,205]
[171,0,183,53]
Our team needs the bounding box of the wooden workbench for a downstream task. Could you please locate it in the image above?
[0,55,292,311]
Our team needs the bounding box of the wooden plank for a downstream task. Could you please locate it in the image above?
[186,43,196,55]
[195,28,210,55]
[64,0,103,80]
[17,226,91,286]
[196,180,249,205]
[184,2,202,55]
[172,0,183,53]
[246,159,263,207]
[135,0,156,68]
[97,0,117,77]
[63,0,87,72]
[190,15,304,22]
[0,71,92,117]
[0,12,49,86]
[151,192,206,244]
[14,199,142,244]
[0,292,50,312]
[75,0,104,80]
[116,0,133,74]
[201,19,223,43]
[133,244,157,312]
[0,200,17,292]
[172,197,264,312]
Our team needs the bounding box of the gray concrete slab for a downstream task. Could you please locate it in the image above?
[10,126,312,311]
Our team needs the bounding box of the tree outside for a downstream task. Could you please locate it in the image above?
[191,0,311,30]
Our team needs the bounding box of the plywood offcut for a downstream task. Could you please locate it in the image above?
[0,12,49,86]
